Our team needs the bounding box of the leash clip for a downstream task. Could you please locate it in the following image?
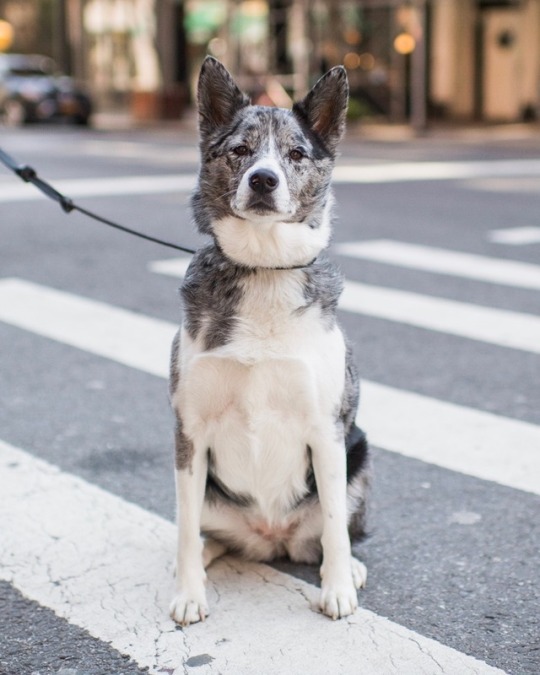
[16,165,37,182]
[60,196,74,213]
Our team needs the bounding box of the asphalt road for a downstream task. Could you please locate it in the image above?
[0,121,539,675]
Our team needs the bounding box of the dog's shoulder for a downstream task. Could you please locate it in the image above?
[301,253,344,321]
[180,245,253,350]
[182,245,253,292]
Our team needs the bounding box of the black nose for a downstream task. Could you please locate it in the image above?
[249,169,279,194]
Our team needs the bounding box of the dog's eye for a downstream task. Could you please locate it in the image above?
[289,148,304,161]
[232,144,249,156]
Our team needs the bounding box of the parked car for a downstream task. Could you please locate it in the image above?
[0,54,92,126]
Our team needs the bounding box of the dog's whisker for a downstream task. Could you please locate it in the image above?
[215,188,237,201]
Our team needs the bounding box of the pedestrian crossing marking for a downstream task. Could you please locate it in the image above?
[361,382,540,496]
[0,174,196,203]
[149,257,540,354]
[0,440,508,675]
[340,280,540,354]
[335,239,540,290]
[1,277,538,496]
[332,158,540,184]
[149,256,191,278]
[3,158,540,205]
[488,226,540,246]
[0,278,174,377]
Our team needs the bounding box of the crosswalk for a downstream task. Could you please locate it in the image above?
[0,440,506,675]
[488,226,540,245]
[334,239,540,290]
[1,276,538,498]
[1,143,539,674]
[1,241,538,673]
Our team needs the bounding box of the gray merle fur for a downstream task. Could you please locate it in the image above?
[180,245,254,351]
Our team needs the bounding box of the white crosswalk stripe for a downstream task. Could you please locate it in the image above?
[0,277,538,496]
[488,226,540,245]
[332,158,540,183]
[0,439,507,675]
[334,239,540,290]
[3,157,540,204]
[340,281,540,353]
[0,174,196,203]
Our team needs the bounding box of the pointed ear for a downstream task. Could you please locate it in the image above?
[293,66,349,153]
[197,57,250,139]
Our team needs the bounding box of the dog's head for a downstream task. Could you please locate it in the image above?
[192,57,348,269]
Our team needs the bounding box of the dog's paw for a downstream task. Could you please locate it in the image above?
[319,579,358,620]
[169,589,209,627]
[351,557,367,589]
[319,556,365,620]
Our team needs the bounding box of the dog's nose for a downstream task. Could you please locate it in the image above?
[249,169,279,194]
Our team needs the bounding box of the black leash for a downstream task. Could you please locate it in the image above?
[0,146,196,255]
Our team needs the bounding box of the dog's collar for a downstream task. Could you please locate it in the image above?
[242,256,318,272]
[269,257,318,271]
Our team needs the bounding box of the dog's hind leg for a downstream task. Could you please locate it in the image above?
[285,503,323,564]
[202,537,227,569]
[351,557,367,589]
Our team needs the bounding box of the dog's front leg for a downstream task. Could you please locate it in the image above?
[311,427,359,620]
[170,426,209,627]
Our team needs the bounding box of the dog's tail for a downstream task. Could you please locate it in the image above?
[346,424,370,542]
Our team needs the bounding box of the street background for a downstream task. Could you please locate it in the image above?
[1,121,539,674]
[1,0,540,674]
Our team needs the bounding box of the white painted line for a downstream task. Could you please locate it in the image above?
[488,227,540,246]
[0,174,196,203]
[0,440,507,675]
[340,281,540,354]
[334,239,540,290]
[149,256,192,278]
[0,278,175,377]
[462,177,540,194]
[333,158,540,184]
[3,158,540,204]
[81,139,201,165]
[149,257,540,354]
[1,277,539,495]
[358,382,540,496]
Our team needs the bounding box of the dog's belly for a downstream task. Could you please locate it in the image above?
[182,355,318,515]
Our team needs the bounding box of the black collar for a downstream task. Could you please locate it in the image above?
[270,257,318,271]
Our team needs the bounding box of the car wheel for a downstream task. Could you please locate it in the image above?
[74,114,90,126]
[3,99,27,126]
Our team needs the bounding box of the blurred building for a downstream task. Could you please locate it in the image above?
[0,0,539,124]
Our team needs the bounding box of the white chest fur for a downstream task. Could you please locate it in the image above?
[175,270,346,521]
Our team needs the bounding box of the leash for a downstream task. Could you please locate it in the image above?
[0,146,317,270]
[0,146,196,255]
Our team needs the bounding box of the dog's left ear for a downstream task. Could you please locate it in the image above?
[293,66,349,153]
[197,56,250,140]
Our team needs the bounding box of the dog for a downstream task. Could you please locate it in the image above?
[169,57,370,626]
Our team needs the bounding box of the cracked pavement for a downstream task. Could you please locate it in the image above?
[0,441,506,675]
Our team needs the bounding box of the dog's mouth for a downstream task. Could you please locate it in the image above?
[231,191,296,222]
[245,195,278,214]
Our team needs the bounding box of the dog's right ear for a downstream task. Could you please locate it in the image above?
[197,57,250,139]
